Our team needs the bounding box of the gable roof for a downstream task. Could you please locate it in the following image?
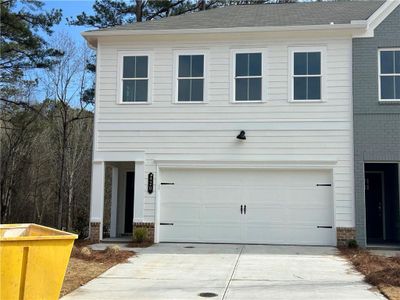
[92,1,384,32]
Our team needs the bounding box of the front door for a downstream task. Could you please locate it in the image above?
[124,171,135,233]
[365,172,384,243]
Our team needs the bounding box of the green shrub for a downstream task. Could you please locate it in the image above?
[348,239,358,249]
[133,227,148,243]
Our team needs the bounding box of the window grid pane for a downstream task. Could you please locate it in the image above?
[178,79,204,102]
[122,79,148,102]
[123,57,136,78]
[236,54,249,77]
[381,51,394,74]
[395,51,400,73]
[179,56,191,77]
[381,76,395,99]
[191,55,204,78]
[135,56,148,78]
[191,79,204,101]
[308,52,321,75]
[123,56,148,79]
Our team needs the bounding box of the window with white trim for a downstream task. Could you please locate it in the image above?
[292,51,322,101]
[121,56,149,102]
[177,55,204,102]
[234,53,262,101]
[379,49,400,101]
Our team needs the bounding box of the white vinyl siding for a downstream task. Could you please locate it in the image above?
[95,34,354,228]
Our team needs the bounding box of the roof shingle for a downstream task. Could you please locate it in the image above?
[92,1,385,32]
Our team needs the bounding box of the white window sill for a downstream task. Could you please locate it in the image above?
[379,99,400,104]
[231,100,265,104]
[118,101,152,105]
[289,99,326,103]
[173,101,207,104]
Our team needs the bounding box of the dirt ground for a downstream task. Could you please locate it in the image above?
[340,248,400,300]
[60,244,134,297]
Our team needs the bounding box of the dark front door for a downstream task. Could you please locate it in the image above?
[124,172,135,233]
[365,172,384,242]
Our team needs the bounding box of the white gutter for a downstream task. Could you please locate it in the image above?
[82,22,367,37]
[82,22,369,48]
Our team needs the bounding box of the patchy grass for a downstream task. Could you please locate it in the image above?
[340,248,400,300]
[60,243,134,297]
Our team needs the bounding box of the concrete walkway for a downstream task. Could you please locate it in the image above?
[62,244,385,300]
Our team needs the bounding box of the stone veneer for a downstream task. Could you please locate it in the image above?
[89,222,101,242]
[336,227,356,247]
[133,222,155,242]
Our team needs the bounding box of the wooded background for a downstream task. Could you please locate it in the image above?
[0,0,296,237]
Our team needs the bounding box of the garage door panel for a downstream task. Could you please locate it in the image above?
[159,168,334,245]
[159,224,200,242]
[202,187,242,204]
[199,223,243,243]
[201,206,241,223]
[161,204,200,222]
[245,225,333,245]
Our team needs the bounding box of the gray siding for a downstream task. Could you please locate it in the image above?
[353,6,400,247]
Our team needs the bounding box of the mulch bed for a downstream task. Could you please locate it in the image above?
[340,248,400,300]
[127,241,154,248]
[60,243,135,297]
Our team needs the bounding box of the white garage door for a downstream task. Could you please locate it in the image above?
[159,168,334,246]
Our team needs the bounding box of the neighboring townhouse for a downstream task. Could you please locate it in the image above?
[353,4,400,248]
[83,1,398,247]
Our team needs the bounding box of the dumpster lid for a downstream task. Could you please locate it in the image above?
[0,224,78,241]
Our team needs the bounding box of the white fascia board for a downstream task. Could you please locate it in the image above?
[82,23,367,48]
[354,0,400,38]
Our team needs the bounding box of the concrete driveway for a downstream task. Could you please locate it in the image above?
[62,244,384,300]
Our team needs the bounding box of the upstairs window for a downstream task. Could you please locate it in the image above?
[234,52,262,101]
[292,51,322,101]
[177,55,204,102]
[379,49,400,101]
[121,55,149,102]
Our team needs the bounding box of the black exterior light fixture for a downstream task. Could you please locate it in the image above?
[236,130,246,140]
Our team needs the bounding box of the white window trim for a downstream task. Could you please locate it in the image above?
[288,46,327,103]
[117,50,153,105]
[173,49,208,104]
[378,48,400,103]
[230,48,267,103]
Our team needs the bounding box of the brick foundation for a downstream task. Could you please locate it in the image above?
[336,227,356,247]
[89,222,101,242]
[133,222,155,242]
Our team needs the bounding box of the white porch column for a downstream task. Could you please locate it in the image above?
[110,166,119,238]
[133,162,145,223]
[90,161,105,241]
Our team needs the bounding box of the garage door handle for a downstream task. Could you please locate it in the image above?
[244,205,247,214]
[317,226,332,229]
[240,205,243,214]
[160,223,174,226]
